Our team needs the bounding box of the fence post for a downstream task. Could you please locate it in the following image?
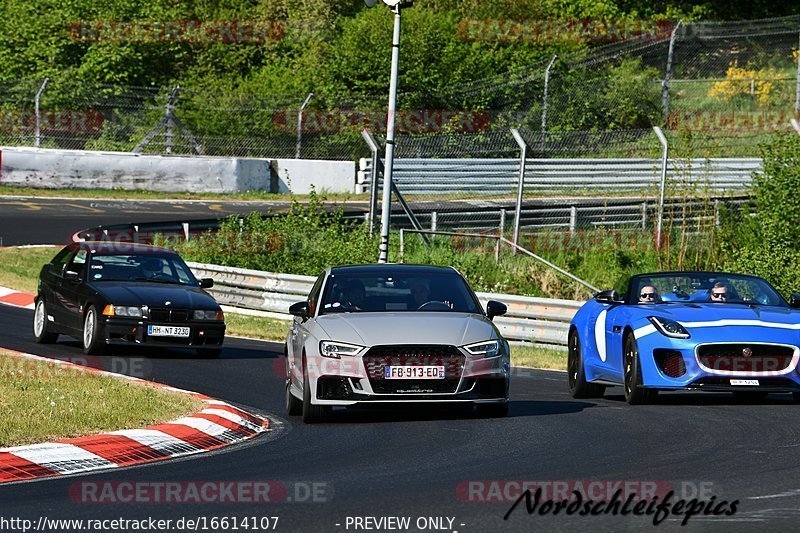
[569,206,577,234]
[430,211,437,231]
[661,20,682,119]
[541,55,558,132]
[165,86,179,154]
[510,128,528,254]
[399,229,405,263]
[295,92,314,159]
[361,130,381,235]
[792,118,800,136]
[653,126,669,250]
[499,208,506,240]
[641,202,647,229]
[795,32,800,115]
[34,78,50,148]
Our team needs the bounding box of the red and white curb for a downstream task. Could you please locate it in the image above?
[0,286,34,309]
[0,349,269,484]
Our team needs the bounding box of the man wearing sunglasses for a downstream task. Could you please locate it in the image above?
[709,282,731,302]
[638,284,660,304]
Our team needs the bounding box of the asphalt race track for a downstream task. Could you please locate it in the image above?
[2,302,800,532]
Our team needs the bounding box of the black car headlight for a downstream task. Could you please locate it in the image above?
[648,316,690,339]
[319,341,364,359]
[102,305,143,318]
[464,340,501,358]
[194,310,224,321]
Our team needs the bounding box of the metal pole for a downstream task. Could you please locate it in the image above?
[541,55,557,132]
[34,78,50,148]
[399,229,405,263]
[661,20,682,119]
[165,86,179,155]
[791,118,800,136]
[296,92,313,159]
[795,33,800,115]
[430,211,437,231]
[361,130,381,235]
[499,208,506,240]
[510,128,528,253]
[378,5,402,264]
[569,205,577,234]
[653,126,669,249]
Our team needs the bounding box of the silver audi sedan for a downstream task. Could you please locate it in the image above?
[284,264,510,423]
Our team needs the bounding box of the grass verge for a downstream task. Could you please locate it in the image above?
[0,351,203,447]
[0,247,57,294]
[511,345,567,371]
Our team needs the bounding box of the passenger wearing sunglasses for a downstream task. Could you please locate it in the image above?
[638,284,660,304]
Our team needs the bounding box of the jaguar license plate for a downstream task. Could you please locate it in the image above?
[385,366,445,379]
[730,379,759,386]
[148,325,190,338]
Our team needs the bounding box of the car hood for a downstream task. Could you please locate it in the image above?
[314,312,498,347]
[636,303,799,324]
[89,282,219,309]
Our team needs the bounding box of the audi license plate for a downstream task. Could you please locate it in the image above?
[148,325,190,338]
[730,379,759,386]
[385,366,445,379]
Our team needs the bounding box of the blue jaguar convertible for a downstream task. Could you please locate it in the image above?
[568,271,800,404]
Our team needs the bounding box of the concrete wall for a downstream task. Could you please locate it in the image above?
[269,159,355,194]
[0,147,356,194]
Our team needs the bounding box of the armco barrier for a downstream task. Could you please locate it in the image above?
[187,262,582,346]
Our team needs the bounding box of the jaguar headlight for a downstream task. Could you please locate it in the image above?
[648,316,690,339]
[464,340,501,358]
[320,341,364,359]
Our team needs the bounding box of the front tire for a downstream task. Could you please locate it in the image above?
[623,335,656,405]
[302,359,328,423]
[285,346,302,416]
[568,330,605,398]
[33,299,58,344]
[82,306,106,355]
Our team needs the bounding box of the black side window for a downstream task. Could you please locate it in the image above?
[66,250,88,277]
[50,247,75,275]
[308,273,325,316]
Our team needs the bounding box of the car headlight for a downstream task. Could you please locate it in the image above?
[648,316,690,339]
[102,305,143,318]
[464,340,501,358]
[319,341,364,359]
[193,309,223,321]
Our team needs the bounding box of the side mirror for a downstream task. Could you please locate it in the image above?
[289,301,311,319]
[486,300,507,320]
[790,293,800,309]
[595,289,622,304]
[199,278,214,289]
[64,270,80,281]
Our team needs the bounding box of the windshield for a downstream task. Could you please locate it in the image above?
[88,253,198,286]
[320,270,481,314]
[627,273,786,306]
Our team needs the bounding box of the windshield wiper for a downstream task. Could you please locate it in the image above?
[129,277,183,285]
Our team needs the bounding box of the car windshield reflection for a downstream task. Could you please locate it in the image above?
[89,254,197,286]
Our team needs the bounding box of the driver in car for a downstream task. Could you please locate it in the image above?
[638,284,660,304]
[409,279,453,309]
[341,279,367,311]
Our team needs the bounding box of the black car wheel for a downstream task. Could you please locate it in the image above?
[623,335,656,405]
[302,358,328,424]
[33,299,58,344]
[196,347,222,359]
[82,306,106,355]
[568,329,606,399]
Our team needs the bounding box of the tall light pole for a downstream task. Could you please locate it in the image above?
[366,0,413,263]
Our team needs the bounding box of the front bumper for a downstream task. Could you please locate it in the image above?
[305,350,510,406]
[100,317,225,347]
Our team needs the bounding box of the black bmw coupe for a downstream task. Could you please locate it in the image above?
[33,242,225,357]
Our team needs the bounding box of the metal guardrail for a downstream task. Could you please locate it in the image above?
[357,157,762,195]
[187,261,582,346]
